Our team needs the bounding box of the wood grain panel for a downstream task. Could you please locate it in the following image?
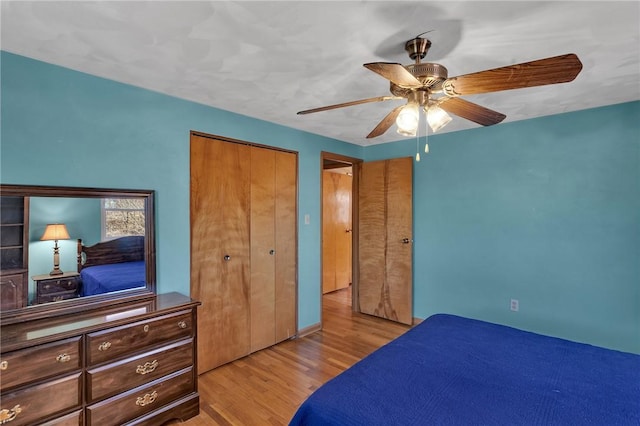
[358,158,413,325]
[87,339,194,402]
[358,161,386,314]
[190,136,251,373]
[42,410,83,426]
[86,368,194,425]
[86,310,192,366]
[274,150,297,342]
[0,274,24,311]
[322,172,337,294]
[0,337,81,391]
[250,147,276,352]
[322,172,352,294]
[79,235,144,269]
[384,158,413,324]
[335,173,352,291]
[0,373,81,426]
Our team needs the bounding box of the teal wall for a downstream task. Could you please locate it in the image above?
[1,51,362,329]
[2,51,638,354]
[28,196,101,302]
[366,101,640,354]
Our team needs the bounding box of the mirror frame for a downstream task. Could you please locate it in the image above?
[0,184,156,324]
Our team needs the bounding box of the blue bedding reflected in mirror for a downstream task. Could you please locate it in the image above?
[29,196,147,305]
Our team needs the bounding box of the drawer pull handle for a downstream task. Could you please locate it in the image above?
[98,342,112,352]
[135,391,158,407]
[178,321,187,329]
[0,361,7,371]
[0,405,22,423]
[56,353,71,363]
[136,359,159,375]
[143,324,150,332]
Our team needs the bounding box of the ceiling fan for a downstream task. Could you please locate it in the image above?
[297,34,583,139]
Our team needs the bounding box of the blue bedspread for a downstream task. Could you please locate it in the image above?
[80,261,146,296]
[290,314,640,425]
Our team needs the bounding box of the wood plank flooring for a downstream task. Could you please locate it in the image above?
[182,287,411,425]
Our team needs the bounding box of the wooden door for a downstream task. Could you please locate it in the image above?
[191,135,251,373]
[322,171,352,294]
[274,150,297,343]
[358,157,413,325]
[250,146,276,352]
[335,173,353,291]
[250,147,297,351]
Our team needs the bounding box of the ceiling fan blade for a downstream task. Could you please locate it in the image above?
[297,96,402,115]
[442,53,583,96]
[363,62,422,88]
[366,106,404,139]
[438,97,506,126]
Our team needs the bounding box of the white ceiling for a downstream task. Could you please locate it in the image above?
[2,1,639,146]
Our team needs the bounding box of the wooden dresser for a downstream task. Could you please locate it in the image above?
[0,292,200,425]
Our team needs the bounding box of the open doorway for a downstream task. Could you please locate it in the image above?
[321,152,361,317]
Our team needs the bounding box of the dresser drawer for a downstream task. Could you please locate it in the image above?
[87,339,194,402]
[38,277,80,294]
[0,337,82,391]
[37,291,80,304]
[40,409,83,426]
[0,373,81,426]
[124,393,200,426]
[86,368,195,426]
[87,310,193,366]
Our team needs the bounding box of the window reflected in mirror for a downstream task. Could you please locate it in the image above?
[102,198,145,239]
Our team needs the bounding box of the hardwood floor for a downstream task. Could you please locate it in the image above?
[182,287,411,425]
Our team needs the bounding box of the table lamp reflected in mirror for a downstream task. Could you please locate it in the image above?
[41,223,70,276]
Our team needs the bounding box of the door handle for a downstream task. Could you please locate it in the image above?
[223,255,231,261]
[345,229,352,233]
[401,238,413,244]
[269,249,275,255]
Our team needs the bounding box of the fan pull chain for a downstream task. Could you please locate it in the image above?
[415,133,420,162]
[424,109,429,155]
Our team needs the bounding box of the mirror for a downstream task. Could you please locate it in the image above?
[1,184,155,323]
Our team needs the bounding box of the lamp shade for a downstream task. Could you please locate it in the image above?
[41,224,70,241]
[427,105,453,133]
[396,103,419,137]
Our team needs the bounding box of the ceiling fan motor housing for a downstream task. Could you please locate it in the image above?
[405,37,431,61]
[390,62,449,97]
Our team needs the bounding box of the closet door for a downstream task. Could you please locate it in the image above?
[191,135,251,373]
[250,147,277,352]
[250,147,297,351]
[274,150,297,343]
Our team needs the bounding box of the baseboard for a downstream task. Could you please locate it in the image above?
[296,322,321,337]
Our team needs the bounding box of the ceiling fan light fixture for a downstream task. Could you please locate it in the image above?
[426,105,452,133]
[396,103,419,137]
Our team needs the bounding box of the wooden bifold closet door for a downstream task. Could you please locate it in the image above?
[190,134,297,374]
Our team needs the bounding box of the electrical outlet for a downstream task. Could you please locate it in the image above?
[304,214,310,225]
[510,299,519,312]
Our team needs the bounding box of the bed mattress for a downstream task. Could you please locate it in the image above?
[290,314,640,425]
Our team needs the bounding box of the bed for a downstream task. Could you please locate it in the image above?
[290,314,640,425]
[77,235,147,296]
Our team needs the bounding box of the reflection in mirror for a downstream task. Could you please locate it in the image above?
[0,184,155,323]
[29,196,146,305]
